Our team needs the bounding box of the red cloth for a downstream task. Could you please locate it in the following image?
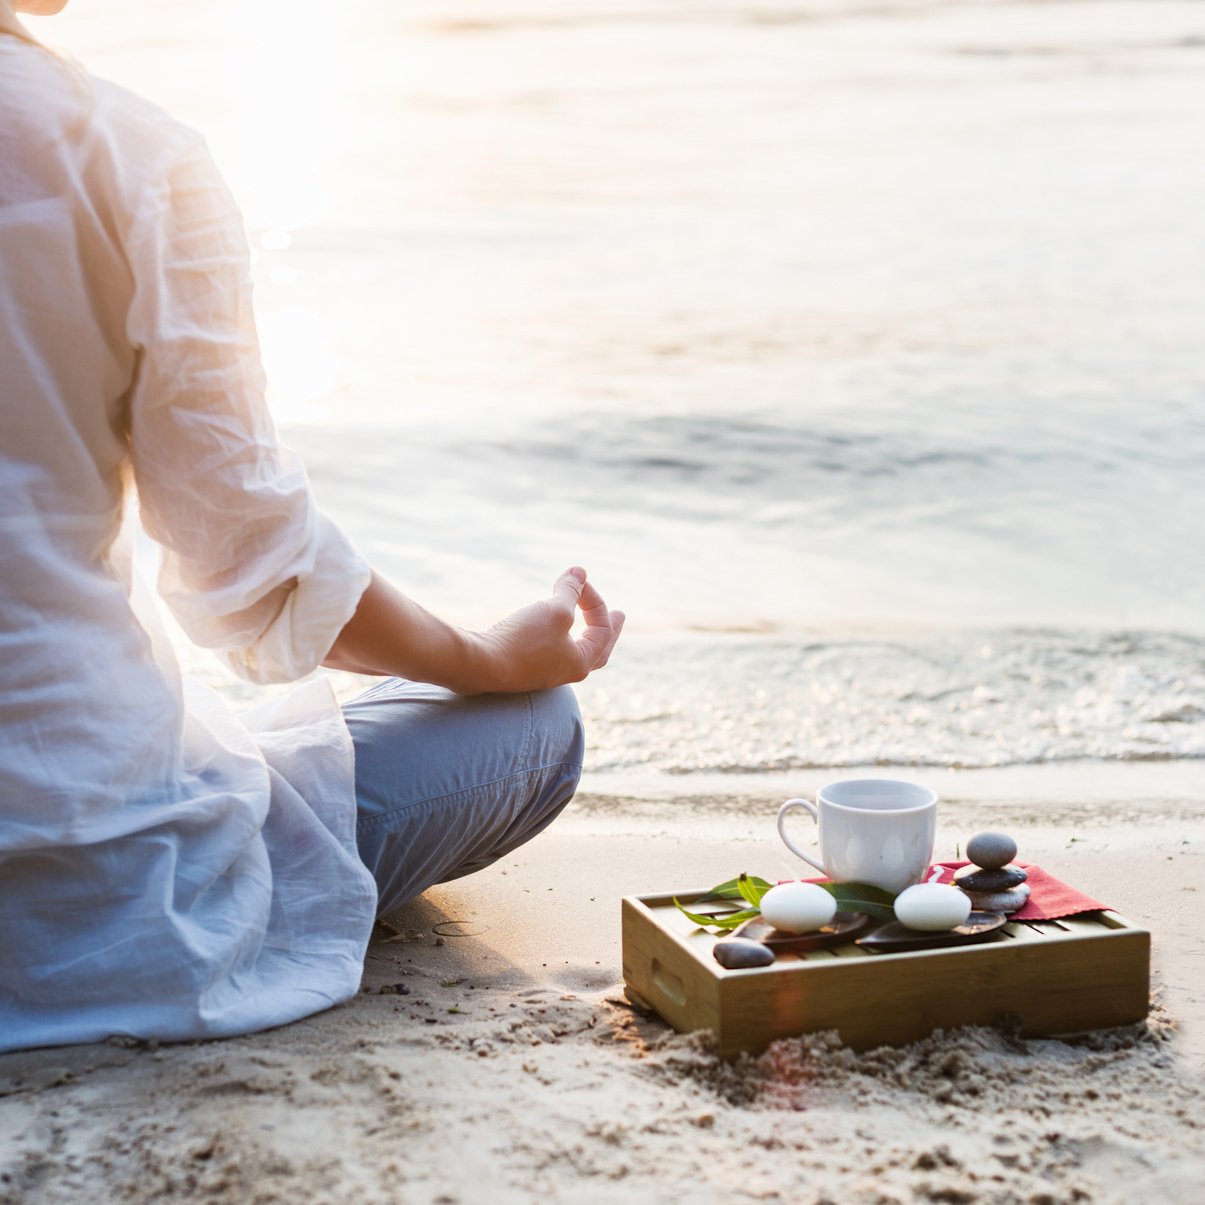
[928,861,1107,921]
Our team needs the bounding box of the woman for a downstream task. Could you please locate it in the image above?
[0,0,623,1052]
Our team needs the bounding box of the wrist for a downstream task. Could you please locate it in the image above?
[443,627,500,695]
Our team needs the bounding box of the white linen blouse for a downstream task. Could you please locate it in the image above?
[0,39,378,1052]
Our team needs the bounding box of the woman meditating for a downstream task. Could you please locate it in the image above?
[0,0,623,1052]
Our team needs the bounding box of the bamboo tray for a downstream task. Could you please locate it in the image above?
[622,890,1150,1058]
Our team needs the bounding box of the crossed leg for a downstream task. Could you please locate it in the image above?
[344,679,584,915]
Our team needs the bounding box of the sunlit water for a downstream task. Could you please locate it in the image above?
[30,0,1205,772]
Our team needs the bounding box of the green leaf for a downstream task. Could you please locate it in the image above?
[694,875,774,906]
[735,873,769,908]
[672,898,762,932]
[814,880,898,922]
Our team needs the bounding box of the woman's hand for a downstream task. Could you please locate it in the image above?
[469,567,625,693]
[324,566,624,695]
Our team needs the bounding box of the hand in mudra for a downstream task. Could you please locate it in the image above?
[475,567,624,693]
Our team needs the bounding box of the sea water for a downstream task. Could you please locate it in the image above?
[33,0,1205,773]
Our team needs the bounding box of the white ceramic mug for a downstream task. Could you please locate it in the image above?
[776,778,937,895]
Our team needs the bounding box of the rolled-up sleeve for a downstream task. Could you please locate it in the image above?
[124,130,371,684]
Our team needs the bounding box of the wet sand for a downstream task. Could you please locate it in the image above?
[2,765,1202,1203]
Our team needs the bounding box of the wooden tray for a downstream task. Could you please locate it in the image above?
[622,889,1149,1058]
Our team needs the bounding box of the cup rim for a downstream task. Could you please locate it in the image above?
[818,777,937,816]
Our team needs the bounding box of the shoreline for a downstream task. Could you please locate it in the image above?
[574,758,1205,813]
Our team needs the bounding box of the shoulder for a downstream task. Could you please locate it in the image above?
[84,74,236,250]
[0,40,200,164]
[0,40,211,215]
[88,75,210,200]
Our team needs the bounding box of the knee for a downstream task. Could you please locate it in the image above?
[529,684,585,773]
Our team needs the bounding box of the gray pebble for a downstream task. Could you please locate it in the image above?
[966,831,1018,870]
[964,884,1031,913]
[712,938,775,969]
[953,865,1028,892]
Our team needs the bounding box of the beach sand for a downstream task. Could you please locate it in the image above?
[2,764,1202,1204]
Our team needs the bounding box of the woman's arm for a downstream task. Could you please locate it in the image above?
[323,566,624,695]
[123,134,620,692]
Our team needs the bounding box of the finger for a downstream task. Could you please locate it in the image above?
[591,610,625,669]
[576,579,611,627]
[576,607,623,671]
[550,566,586,615]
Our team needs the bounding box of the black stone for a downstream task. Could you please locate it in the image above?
[966,831,1018,870]
[953,865,1028,892]
[712,938,775,969]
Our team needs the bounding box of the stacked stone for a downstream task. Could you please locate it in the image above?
[953,831,1029,913]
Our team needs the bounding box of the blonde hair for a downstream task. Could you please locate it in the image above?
[0,0,54,47]
[1,25,43,49]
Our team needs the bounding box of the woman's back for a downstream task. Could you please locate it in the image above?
[0,38,378,1050]
[1,40,184,839]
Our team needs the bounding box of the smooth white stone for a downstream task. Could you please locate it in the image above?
[760,882,838,934]
[894,882,973,932]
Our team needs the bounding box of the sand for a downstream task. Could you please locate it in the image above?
[2,764,1203,1204]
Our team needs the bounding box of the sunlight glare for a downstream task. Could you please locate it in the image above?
[220,0,354,235]
[257,304,340,424]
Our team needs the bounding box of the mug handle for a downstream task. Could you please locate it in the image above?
[776,797,826,874]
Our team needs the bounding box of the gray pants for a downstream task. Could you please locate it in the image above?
[343,680,584,915]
